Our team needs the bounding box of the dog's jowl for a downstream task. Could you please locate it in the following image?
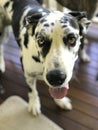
[0,0,87,116]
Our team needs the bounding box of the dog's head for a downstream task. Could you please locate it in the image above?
[25,11,87,99]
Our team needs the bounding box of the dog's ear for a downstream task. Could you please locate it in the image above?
[69,11,91,26]
[69,11,87,20]
[24,12,43,35]
[25,12,43,26]
[69,11,91,35]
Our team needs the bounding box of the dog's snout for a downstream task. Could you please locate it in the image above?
[46,69,66,86]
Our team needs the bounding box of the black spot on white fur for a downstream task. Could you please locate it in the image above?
[61,25,67,28]
[4,1,10,8]
[51,22,54,26]
[41,38,52,58]
[40,18,47,23]
[35,31,52,57]
[32,56,40,62]
[20,57,24,71]
[60,15,79,29]
[43,23,49,27]
[24,31,29,48]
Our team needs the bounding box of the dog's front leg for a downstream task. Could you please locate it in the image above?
[25,74,41,116]
[0,45,5,73]
[54,97,72,110]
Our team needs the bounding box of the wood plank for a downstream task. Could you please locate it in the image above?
[4,53,20,65]
[42,108,91,130]
[5,61,23,74]
[0,79,28,101]
[69,87,98,107]
[63,109,98,130]
[70,97,98,119]
[41,96,96,130]
[4,44,19,57]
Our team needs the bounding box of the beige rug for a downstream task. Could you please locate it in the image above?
[0,96,63,130]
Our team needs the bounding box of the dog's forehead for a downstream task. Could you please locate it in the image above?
[36,11,79,36]
[39,11,79,29]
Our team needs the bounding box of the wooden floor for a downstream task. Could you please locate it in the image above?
[0,24,98,130]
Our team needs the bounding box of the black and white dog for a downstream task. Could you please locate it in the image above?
[0,0,88,116]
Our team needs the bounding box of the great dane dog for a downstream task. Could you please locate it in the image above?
[0,0,89,116]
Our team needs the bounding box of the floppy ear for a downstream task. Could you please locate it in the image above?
[69,11,91,27]
[25,12,43,26]
[69,11,87,20]
[24,12,43,35]
[69,11,91,36]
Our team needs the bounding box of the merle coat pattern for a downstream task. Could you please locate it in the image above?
[0,0,87,116]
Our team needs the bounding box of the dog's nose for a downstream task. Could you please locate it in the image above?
[46,69,66,86]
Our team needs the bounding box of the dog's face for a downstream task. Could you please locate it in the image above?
[26,11,82,98]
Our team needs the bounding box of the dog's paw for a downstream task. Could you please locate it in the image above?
[54,97,72,110]
[80,49,90,62]
[28,93,41,116]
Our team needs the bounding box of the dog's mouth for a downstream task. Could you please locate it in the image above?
[48,84,69,99]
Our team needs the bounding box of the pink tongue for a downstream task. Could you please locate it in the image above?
[49,86,68,99]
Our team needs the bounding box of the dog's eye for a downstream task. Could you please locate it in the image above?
[68,37,76,44]
[37,35,45,47]
[63,34,76,47]
[67,34,76,46]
